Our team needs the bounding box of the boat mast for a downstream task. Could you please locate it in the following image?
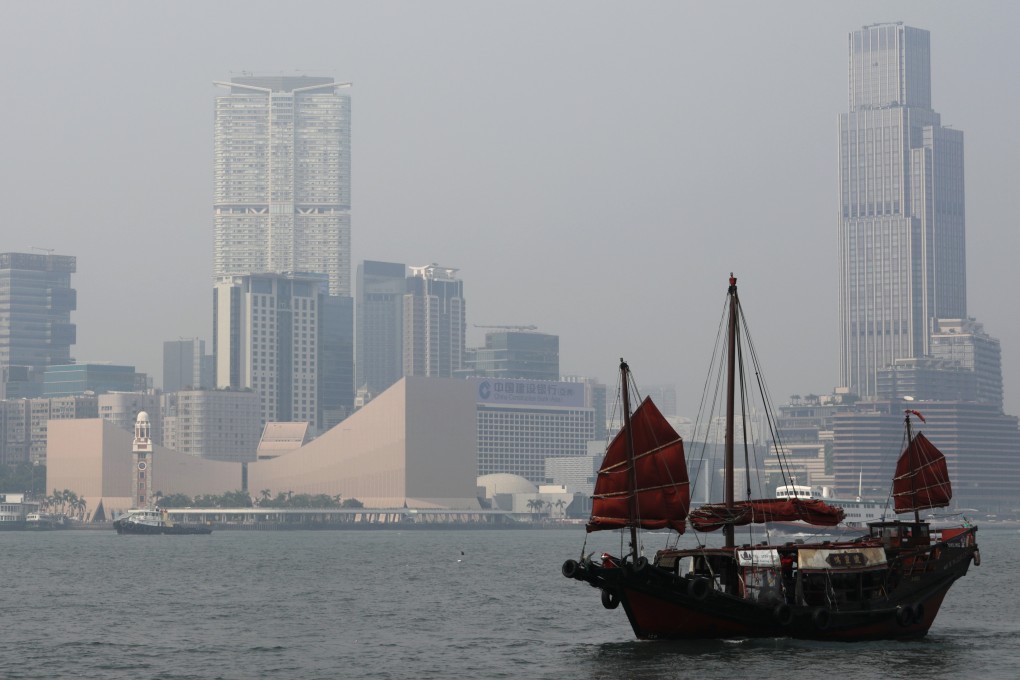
[905,413,920,524]
[724,275,737,549]
[620,359,640,564]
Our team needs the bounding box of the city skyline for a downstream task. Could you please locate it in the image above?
[2,3,1018,417]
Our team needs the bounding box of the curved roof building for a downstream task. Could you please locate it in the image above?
[46,377,481,512]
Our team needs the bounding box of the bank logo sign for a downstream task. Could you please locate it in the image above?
[474,378,585,407]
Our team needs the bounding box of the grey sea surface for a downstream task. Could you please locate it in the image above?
[1,526,1015,680]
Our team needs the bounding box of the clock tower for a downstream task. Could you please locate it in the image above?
[132,411,153,508]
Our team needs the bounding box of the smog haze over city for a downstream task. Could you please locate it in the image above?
[2,1,1018,416]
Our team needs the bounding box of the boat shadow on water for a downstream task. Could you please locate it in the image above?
[575,634,979,680]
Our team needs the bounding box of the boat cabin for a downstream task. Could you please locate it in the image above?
[655,540,895,608]
[868,520,931,550]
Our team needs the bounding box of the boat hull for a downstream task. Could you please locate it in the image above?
[114,520,212,535]
[564,532,976,641]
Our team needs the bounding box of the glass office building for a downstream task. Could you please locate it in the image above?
[838,24,966,398]
[403,265,466,378]
[355,260,406,396]
[0,252,76,369]
[466,330,559,381]
[163,338,212,392]
[42,364,144,397]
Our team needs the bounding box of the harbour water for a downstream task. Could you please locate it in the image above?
[2,526,1017,679]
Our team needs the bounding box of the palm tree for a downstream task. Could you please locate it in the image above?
[56,489,76,516]
[73,497,87,521]
[553,499,567,517]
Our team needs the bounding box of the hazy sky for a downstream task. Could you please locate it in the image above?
[2,1,1018,416]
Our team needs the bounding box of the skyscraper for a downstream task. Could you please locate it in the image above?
[464,329,559,381]
[838,24,966,398]
[213,273,328,428]
[0,252,76,370]
[317,293,354,430]
[403,265,466,378]
[163,338,212,392]
[213,76,352,296]
[355,260,406,395]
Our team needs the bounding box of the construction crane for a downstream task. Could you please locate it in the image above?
[473,324,538,332]
[31,246,54,254]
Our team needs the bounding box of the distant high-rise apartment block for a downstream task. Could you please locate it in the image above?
[465,329,559,381]
[161,388,261,462]
[873,318,1003,408]
[931,318,1003,409]
[163,338,212,392]
[98,391,163,445]
[0,252,76,369]
[0,394,97,464]
[643,384,678,418]
[355,260,406,395]
[838,24,966,398]
[403,265,466,378]
[214,273,323,427]
[876,357,976,404]
[213,272,352,430]
[213,76,352,296]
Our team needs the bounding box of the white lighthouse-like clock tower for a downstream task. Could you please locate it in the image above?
[132,411,153,508]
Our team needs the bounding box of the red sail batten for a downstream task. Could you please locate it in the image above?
[587,397,690,534]
[893,431,952,513]
[688,498,845,532]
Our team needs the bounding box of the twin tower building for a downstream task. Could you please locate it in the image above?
[211,76,466,433]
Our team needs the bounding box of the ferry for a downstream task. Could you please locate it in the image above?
[25,512,69,530]
[773,483,897,530]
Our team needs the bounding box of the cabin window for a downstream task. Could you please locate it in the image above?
[742,568,781,603]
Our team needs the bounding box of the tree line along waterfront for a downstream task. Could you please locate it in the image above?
[156,489,365,510]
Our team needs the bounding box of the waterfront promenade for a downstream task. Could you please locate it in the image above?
[102,506,575,530]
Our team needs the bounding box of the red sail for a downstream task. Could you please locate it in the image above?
[689,499,845,532]
[893,432,952,513]
[587,397,690,534]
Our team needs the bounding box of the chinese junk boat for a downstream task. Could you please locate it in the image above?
[562,275,979,641]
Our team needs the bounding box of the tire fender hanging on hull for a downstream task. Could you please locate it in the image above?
[689,577,710,601]
[811,607,831,631]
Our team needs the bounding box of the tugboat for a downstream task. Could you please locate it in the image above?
[561,275,979,641]
[114,507,212,535]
